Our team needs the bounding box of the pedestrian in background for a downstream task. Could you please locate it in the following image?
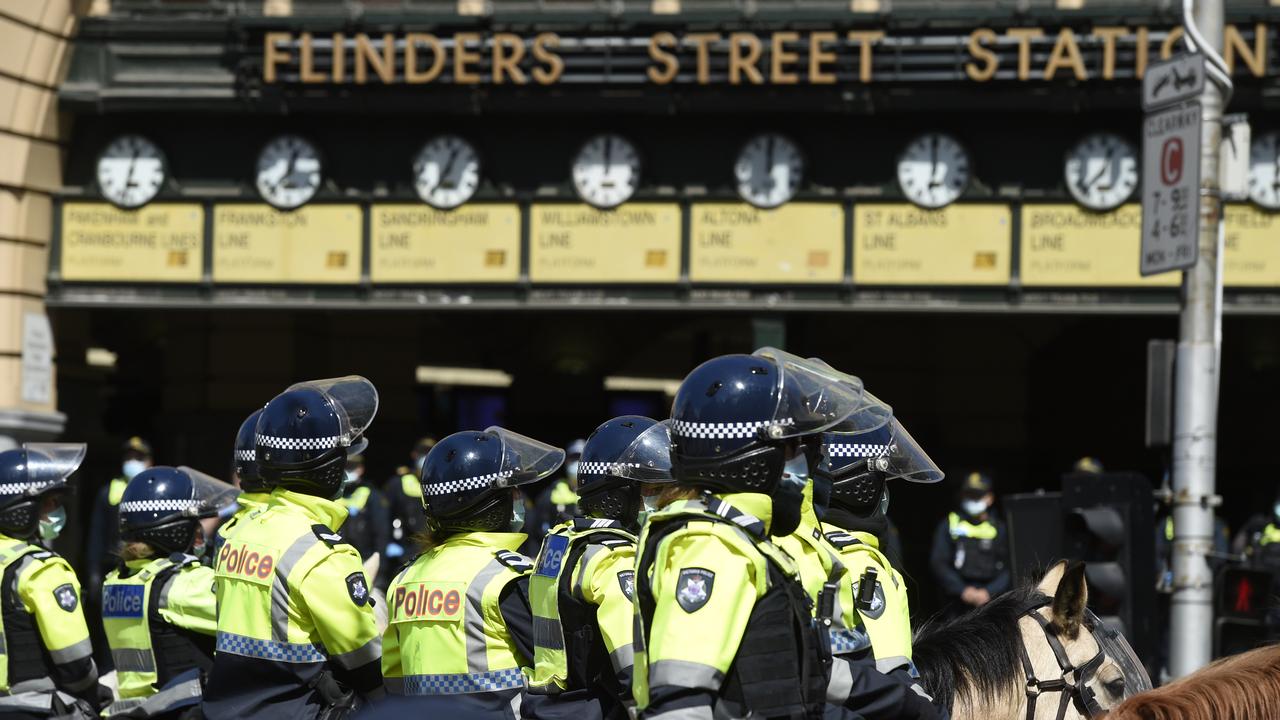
[87,437,153,601]
[929,471,1009,620]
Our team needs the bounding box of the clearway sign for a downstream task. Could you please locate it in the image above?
[1140,101,1201,276]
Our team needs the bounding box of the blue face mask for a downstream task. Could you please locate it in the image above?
[511,497,527,532]
[962,498,990,517]
[123,459,148,480]
[1273,503,1280,521]
[39,507,67,542]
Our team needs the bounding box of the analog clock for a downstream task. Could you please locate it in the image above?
[97,135,166,209]
[571,134,640,209]
[897,133,970,209]
[1064,133,1138,211]
[413,135,480,209]
[256,135,322,210]
[735,133,803,209]
[1248,130,1280,210]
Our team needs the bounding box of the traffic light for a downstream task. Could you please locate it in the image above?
[1061,472,1155,667]
[1215,566,1273,657]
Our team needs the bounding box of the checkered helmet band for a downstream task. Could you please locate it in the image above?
[119,498,196,513]
[234,449,255,461]
[423,470,513,497]
[825,443,891,459]
[578,461,640,476]
[256,434,340,451]
[671,418,794,440]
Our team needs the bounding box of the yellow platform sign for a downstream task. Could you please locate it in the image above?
[371,205,520,283]
[213,205,362,283]
[1224,205,1280,287]
[60,203,204,282]
[854,204,1012,285]
[690,203,844,283]
[1020,204,1179,287]
[529,204,680,283]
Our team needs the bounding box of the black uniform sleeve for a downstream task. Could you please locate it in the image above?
[85,486,109,593]
[929,520,967,598]
[368,489,392,571]
[497,574,536,665]
[982,519,1011,597]
[832,655,948,720]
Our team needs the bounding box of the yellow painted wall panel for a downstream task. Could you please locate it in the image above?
[61,203,205,282]
[529,203,681,283]
[370,204,520,283]
[854,204,1012,285]
[214,204,362,284]
[689,203,844,283]
[1020,204,1178,287]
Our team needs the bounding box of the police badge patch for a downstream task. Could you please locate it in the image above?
[617,570,636,601]
[53,583,78,612]
[346,572,370,607]
[851,579,886,620]
[675,567,714,613]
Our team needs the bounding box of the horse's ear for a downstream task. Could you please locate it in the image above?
[1036,560,1069,596]
[1049,560,1089,639]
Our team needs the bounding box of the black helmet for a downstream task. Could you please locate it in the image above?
[256,376,378,500]
[119,466,240,555]
[234,408,266,494]
[421,427,563,534]
[0,443,86,539]
[577,416,675,529]
[822,416,943,516]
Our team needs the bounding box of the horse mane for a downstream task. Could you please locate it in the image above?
[912,584,1045,712]
[1105,644,1280,720]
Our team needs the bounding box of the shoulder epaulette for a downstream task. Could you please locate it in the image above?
[494,549,533,572]
[168,552,200,567]
[824,531,863,549]
[597,538,632,548]
[29,550,54,561]
[312,524,346,548]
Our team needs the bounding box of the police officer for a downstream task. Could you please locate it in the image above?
[635,350,942,720]
[819,414,942,700]
[383,438,434,571]
[0,443,101,717]
[338,453,391,569]
[929,472,1009,620]
[87,437,153,601]
[102,466,239,718]
[217,409,269,551]
[524,440,584,556]
[382,426,560,717]
[526,417,675,720]
[203,377,383,719]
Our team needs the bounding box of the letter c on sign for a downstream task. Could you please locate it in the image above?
[1161,137,1183,186]
[427,589,443,614]
[245,552,259,576]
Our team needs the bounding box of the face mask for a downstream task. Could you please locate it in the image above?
[770,452,810,537]
[962,498,990,517]
[636,494,661,526]
[343,470,360,490]
[192,531,208,558]
[39,506,67,542]
[879,487,891,516]
[511,498,527,532]
[1273,503,1280,521]
[123,459,147,480]
[565,461,580,482]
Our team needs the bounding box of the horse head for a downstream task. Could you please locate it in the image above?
[914,560,1151,720]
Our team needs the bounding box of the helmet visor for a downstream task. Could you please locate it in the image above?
[178,466,242,517]
[612,420,675,484]
[284,376,378,446]
[806,359,895,435]
[23,443,87,489]
[1084,609,1153,700]
[485,427,565,487]
[882,419,944,484]
[751,347,866,438]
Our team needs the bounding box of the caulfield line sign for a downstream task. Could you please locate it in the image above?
[260,23,1275,86]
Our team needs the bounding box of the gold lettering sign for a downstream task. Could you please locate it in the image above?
[1224,204,1280,287]
[1020,204,1178,287]
[213,205,362,283]
[370,204,520,283]
[690,203,843,283]
[855,204,1011,285]
[529,204,680,283]
[60,203,204,282]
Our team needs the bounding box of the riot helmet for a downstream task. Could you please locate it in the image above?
[420,427,564,535]
[234,407,266,494]
[0,443,86,540]
[119,466,240,556]
[669,349,864,535]
[577,416,675,530]
[821,415,943,521]
[255,376,378,500]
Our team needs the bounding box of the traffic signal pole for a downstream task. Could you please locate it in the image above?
[1170,0,1228,679]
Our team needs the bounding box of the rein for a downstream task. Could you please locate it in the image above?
[1015,598,1106,720]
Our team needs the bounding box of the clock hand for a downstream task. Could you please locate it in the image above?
[1084,148,1116,192]
[273,151,300,191]
[928,137,942,188]
[124,150,140,188]
[604,137,612,175]
[438,150,459,190]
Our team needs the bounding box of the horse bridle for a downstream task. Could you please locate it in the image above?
[1015,598,1108,720]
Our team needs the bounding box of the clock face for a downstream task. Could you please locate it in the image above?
[1248,131,1280,210]
[735,133,803,209]
[897,133,970,209]
[256,135,322,210]
[572,134,640,209]
[1064,133,1139,211]
[413,135,480,209]
[97,135,166,209]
